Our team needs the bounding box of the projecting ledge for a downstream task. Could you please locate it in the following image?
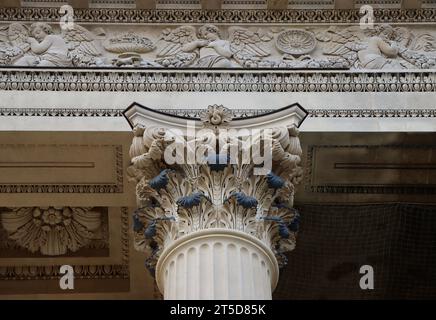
[123,101,308,132]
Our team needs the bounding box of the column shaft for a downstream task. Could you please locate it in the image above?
[156,229,278,300]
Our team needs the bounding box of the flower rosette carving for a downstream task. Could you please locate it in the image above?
[200,104,233,128]
[276,29,317,56]
[0,207,102,256]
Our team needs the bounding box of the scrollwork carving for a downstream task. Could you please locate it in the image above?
[0,7,434,25]
[128,106,304,273]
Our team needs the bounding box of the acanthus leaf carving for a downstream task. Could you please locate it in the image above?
[128,105,304,274]
[0,207,103,256]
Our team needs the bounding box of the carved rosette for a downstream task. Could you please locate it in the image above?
[276,29,317,56]
[199,104,232,128]
[0,207,102,256]
[127,105,304,278]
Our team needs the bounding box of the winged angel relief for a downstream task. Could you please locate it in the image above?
[0,22,102,67]
[317,24,436,70]
[1,23,434,70]
[155,24,273,68]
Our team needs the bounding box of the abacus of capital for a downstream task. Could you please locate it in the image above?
[124,103,307,300]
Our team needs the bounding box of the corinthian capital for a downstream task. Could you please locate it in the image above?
[124,102,307,299]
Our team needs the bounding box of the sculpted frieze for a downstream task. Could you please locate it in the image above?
[0,22,434,70]
[0,22,102,67]
[317,24,436,70]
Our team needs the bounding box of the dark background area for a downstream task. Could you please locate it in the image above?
[274,203,436,299]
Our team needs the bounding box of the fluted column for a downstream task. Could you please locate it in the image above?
[124,103,307,300]
[157,229,278,300]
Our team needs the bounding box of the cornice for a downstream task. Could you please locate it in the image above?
[308,109,436,118]
[123,101,307,130]
[0,8,435,24]
[1,108,436,118]
[0,69,434,92]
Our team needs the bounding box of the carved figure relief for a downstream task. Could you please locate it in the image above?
[0,22,434,70]
[155,25,273,68]
[0,22,103,67]
[317,24,436,69]
[154,26,199,67]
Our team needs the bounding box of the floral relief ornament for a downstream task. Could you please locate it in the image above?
[0,207,102,255]
[200,104,233,127]
[275,29,317,56]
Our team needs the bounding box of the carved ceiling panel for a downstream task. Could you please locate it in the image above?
[295,132,436,204]
[0,207,130,295]
[0,207,109,257]
[0,144,123,193]
[307,145,436,194]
